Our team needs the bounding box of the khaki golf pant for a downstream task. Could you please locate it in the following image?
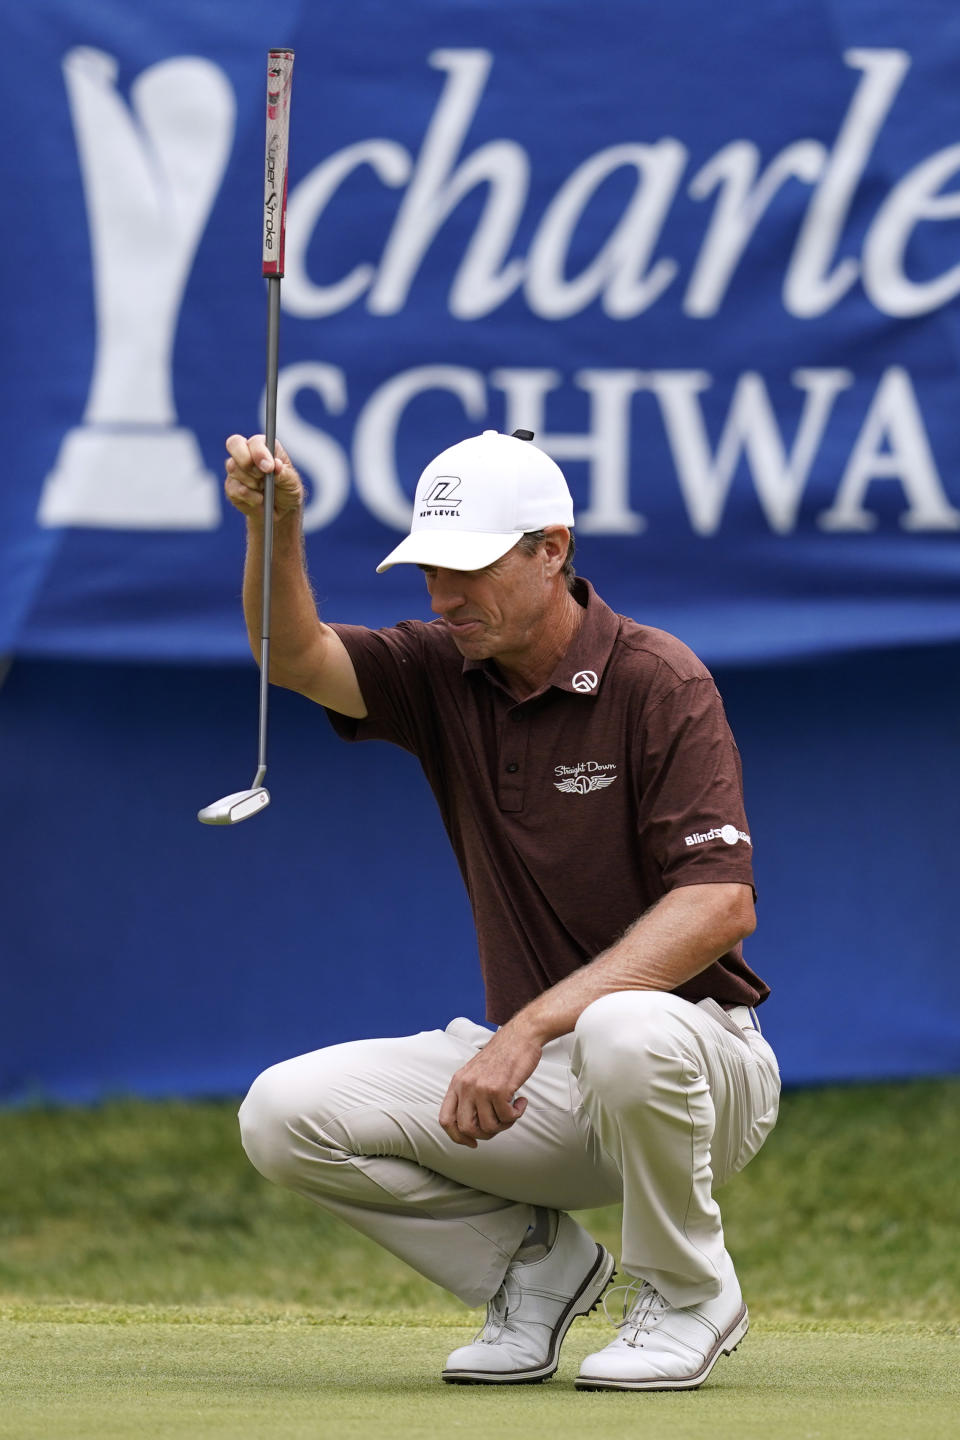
[238,991,780,1309]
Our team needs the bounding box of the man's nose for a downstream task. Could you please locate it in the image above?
[428,569,467,614]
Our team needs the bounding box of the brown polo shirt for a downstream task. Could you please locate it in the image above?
[326,578,769,1022]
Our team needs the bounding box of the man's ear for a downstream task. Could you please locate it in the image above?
[541,526,570,575]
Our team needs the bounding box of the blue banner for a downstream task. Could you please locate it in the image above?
[6,0,960,665]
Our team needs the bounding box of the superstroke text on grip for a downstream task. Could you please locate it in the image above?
[263,49,294,277]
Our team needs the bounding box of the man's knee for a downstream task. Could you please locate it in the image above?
[237,1053,340,1187]
[238,1063,296,1184]
[573,991,695,1108]
[237,1035,427,1186]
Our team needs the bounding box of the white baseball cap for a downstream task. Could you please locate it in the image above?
[376,429,575,573]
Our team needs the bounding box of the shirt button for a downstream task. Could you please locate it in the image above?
[511,711,525,723]
[506,761,520,773]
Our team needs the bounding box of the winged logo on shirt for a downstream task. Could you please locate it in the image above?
[554,774,618,795]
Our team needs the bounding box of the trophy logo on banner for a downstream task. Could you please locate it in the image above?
[38,48,235,529]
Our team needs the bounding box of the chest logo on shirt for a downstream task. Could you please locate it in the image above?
[571,670,598,692]
[554,761,618,795]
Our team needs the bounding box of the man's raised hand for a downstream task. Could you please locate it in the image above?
[224,433,303,521]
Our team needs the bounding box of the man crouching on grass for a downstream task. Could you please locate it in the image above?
[232,426,781,1391]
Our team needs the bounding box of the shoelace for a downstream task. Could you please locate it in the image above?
[476,1275,517,1343]
[601,1280,671,1347]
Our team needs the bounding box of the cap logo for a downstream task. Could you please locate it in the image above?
[572,670,598,693]
[421,476,462,510]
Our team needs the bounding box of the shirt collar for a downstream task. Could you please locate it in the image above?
[462,577,620,699]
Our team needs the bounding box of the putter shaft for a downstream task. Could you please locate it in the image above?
[255,274,282,790]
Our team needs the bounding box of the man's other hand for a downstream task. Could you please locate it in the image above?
[439,1027,542,1147]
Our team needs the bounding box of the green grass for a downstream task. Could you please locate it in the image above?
[2,1080,958,1321]
[1,1321,958,1440]
[1,1081,958,1437]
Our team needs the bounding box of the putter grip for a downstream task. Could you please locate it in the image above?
[262,49,294,278]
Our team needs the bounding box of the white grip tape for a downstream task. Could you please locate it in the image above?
[262,49,294,276]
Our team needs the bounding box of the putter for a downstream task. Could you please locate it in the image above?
[198,49,294,826]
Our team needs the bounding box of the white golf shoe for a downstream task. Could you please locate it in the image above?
[575,1251,748,1391]
[442,1212,615,1385]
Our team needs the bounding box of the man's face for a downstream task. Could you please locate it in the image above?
[419,542,554,664]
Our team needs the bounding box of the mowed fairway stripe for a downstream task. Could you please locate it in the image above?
[1,1321,957,1440]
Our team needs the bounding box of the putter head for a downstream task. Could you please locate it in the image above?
[197,787,270,826]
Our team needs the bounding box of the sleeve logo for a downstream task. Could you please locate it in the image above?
[684,824,752,847]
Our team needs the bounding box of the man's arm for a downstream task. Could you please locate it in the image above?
[224,433,367,717]
[438,881,755,1148]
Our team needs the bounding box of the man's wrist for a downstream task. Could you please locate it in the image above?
[506,1003,560,1049]
[246,505,303,535]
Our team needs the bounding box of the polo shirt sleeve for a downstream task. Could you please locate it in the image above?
[321,621,434,755]
[637,676,756,892]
